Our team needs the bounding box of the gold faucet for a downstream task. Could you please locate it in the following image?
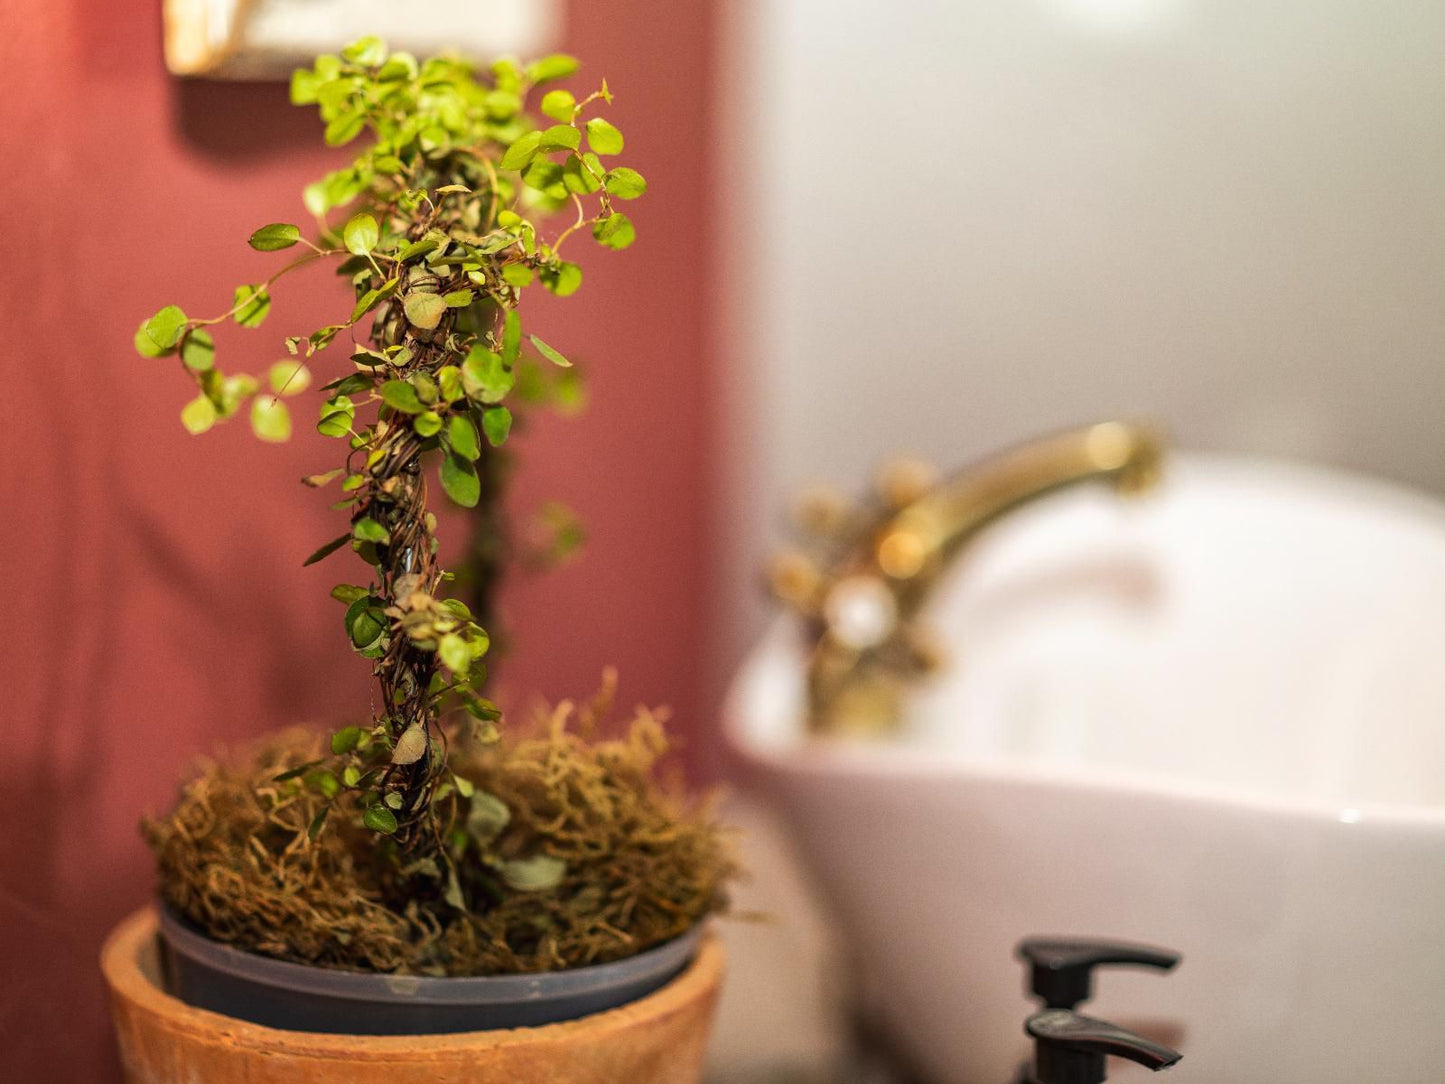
[769,422,1165,735]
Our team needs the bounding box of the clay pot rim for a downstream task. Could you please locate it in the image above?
[102,905,725,1056]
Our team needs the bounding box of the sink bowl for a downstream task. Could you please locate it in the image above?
[726,455,1445,1083]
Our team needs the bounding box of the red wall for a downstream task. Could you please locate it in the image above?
[0,1,718,1076]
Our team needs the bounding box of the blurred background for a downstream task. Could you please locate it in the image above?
[2,0,1443,1079]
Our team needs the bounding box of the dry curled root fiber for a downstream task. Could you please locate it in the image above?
[145,684,735,976]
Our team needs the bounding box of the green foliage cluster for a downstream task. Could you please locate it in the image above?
[135,37,646,862]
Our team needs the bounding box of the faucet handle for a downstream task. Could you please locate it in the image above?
[1026,1010,1182,1084]
[1016,938,1180,1010]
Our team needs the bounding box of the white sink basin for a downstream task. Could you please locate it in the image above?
[726,455,1445,1083]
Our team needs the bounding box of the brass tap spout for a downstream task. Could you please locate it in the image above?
[774,422,1165,735]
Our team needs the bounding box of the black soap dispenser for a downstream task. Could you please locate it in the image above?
[1016,938,1181,1010]
[1011,938,1183,1083]
[1025,1009,1182,1083]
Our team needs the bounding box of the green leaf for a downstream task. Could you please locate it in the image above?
[363,805,398,834]
[180,329,216,371]
[443,862,466,910]
[142,305,187,351]
[302,534,350,566]
[302,180,329,216]
[526,54,580,83]
[453,773,476,798]
[438,365,464,402]
[501,310,521,365]
[329,583,368,603]
[180,395,217,435]
[593,212,636,250]
[413,411,443,437]
[540,89,576,122]
[562,153,603,195]
[541,261,582,297]
[324,110,366,147]
[464,695,502,722]
[233,284,271,328]
[310,324,344,351]
[376,52,417,81]
[476,231,520,255]
[438,632,471,673]
[248,223,301,251]
[403,291,447,330]
[330,725,366,754]
[384,791,405,809]
[603,167,647,199]
[273,759,323,782]
[134,321,166,358]
[341,35,386,65]
[318,395,355,437]
[345,596,387,648]
[540,124,581,151]
[350,288,382,323]
[482,406,513,447]
[447,415,480,460]
[585,117,624,155]
[499,131,543,171]
[484,89,522,120]
[352,517,390,544]
[343,213,379,255]
[342,765,362,787]
[466,790,510,844]
[440,453,480,508]
[250,396,292,442]
[498,854,567,891]
[350,347,389,368]
[461,346,514,403]
[396,236,440,262]
[443,289,474,308]
[307,806,330,841]
[380,379,425,414]
[501,264,534,288]
[529,335,572,367]
[290,68,320,105]
[304,768,340,798]
[268,360,312,396]
[391,723,428,765]
[601,166,647,200]
[218,373,258,417]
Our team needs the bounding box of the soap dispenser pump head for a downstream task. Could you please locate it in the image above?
[1026,1009,1182,1084]
[1016,938,1181,1010]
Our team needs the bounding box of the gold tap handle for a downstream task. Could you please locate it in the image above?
[794,422,1165,735]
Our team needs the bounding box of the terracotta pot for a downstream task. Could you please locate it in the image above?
[102,907,725,1084]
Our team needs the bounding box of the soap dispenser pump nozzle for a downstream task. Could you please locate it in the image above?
[1015,938,1181,1011]
[1026,1009,1182,1084]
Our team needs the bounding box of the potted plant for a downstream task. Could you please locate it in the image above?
[102,37,731,1083]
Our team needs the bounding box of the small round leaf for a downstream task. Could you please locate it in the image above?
[180,395,217,435]
[603,167,647,200]
[585,117,624,155]
[344,213,380,256]
[363,806,398,834]
[250,396,292,442]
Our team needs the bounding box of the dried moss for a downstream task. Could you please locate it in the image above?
[146,683,735,976]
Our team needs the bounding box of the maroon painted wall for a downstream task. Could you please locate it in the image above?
[0,1,718,1076]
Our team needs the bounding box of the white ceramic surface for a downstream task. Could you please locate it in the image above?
[725,455,1445,1083]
